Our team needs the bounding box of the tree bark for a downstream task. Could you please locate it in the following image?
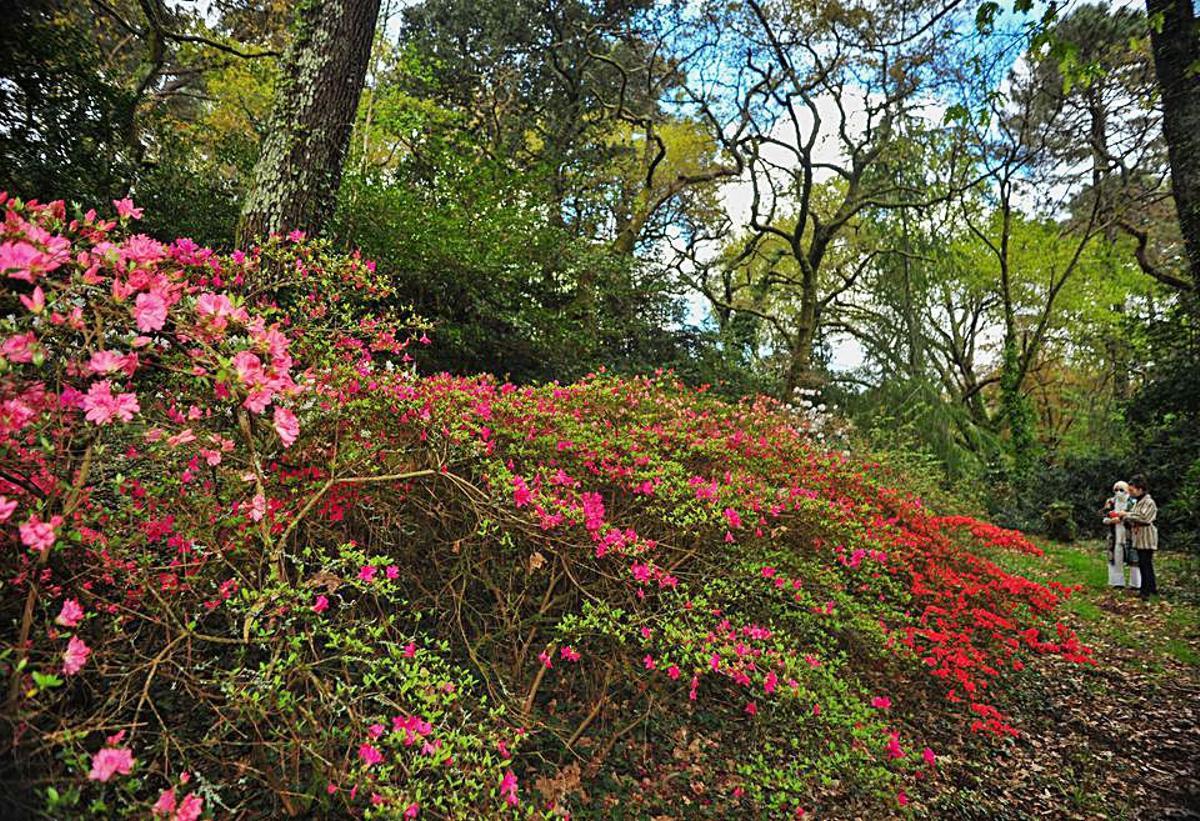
[238,0,382,243]
[782,306,820,400]
[1145,0,1200,284]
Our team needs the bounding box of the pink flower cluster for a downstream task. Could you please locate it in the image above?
[81,380,140,425]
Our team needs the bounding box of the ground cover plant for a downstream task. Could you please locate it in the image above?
[1,198,1106,816]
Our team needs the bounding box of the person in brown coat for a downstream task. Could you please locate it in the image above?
[1112,474,1158,599]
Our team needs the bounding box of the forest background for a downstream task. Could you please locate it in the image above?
[2,0,1197,548]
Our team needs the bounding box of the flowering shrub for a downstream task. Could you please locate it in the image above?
[1,197,1091,816]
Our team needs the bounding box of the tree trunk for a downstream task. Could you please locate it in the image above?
[782,318,820,401]
[1145,0,1200,284]
[1000,335,1038,477]
[238,0,382,243]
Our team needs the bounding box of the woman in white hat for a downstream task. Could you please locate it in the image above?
[1112,474,1157,599]
[1102,480,1140,590]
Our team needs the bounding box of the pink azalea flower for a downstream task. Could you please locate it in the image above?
[312,595,329,614]
[55,598,84,628]
[358,743,383,767]
[248,493,267,522]
[512,475,532,508]
[273,406,300,447]
[666,664,681,680]
[0,239,66,282]
[166,429,196,448]
[20,514,61,553]
[897,791,908,807]
[0,241,41,282]
[923,747,936,767]
[152,787,176,815]
[871,696,892,709]
[232,350,263,384]
[19,285,45,313]
[196,292,233,318]
[368,723,385,739]
[0,496,17,523]
[500,770,519,807]
[87,746,134,781]
[88,349,137,376]
[112,198,144,220]
[63,635,91,675]
[133,292,168,332]
[175,793,203,821]
[358,565,377,583]
[404,803,420,818]
[745,701,757,716]
[2,331,37,363]
[403,642,417,657]
[81,380,140,425]
[385,565,400,580]
[245,387,274,413]
[195,292,246,333]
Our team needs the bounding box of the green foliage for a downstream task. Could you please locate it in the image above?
[135,55,276,245]
[1030,453,1130,539]
[1125,295,1200,552]
[335,165,694,383]
[1000,336,1040,478]
[839,377,1000,489]
[1042,502,1078,542]
[0,1,137,203]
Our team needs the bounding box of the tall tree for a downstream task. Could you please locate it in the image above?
[681,0,966,397]
[238,0,382,241]
[1025,5,1171,394]
[1145,0,1200,285]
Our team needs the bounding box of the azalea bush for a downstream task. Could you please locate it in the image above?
[1,196,1093,817]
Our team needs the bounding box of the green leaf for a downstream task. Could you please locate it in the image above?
[975,2,1000,33]
[32,671,64,690]
[944,104,970,125]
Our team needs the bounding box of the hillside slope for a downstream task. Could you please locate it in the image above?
[1,197,1177,818]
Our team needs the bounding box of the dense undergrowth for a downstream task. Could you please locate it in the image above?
[0,197,1094,817]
